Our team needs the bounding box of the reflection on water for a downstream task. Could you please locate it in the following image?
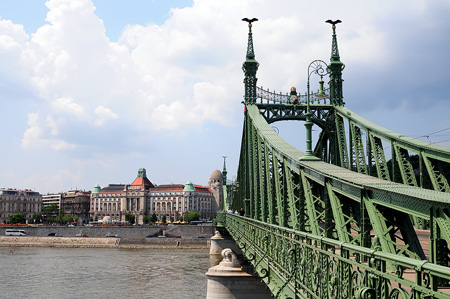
[0,247,214,299]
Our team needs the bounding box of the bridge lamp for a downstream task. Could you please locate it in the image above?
[300,60,329,161]
[315,76,328,100]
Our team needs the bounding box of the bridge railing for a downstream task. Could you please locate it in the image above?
[253,86,331,105]
[220,212,450,299]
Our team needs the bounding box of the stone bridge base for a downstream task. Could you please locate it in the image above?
[206,248,272,299]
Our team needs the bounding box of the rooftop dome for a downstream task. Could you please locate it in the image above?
[92,184,101,194]
[183,181,196,192]
[210,169,222,180]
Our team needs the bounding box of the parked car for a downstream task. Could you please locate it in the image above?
[106,233,121,238]
[146,235,153,238]
[75,233,88,237]
[48,232,62,237]
[81,234,88,237]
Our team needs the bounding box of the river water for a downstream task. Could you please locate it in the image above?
[0,247,220,299]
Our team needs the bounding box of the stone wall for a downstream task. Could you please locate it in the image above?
[0,236,118,247]
[0,225,215,240]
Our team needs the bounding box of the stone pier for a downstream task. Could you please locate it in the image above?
[205,248,272,299]
[209,231,242,255]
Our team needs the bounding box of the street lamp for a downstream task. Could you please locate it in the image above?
[300,60,329,161]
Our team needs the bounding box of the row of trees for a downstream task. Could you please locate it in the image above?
[7,203,80,225]
[8,206,202,225]
[124,212,201,225]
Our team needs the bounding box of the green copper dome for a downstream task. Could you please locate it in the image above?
[93,184,101,194]
[183,181,195,192]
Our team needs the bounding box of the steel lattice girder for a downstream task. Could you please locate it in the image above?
[233,105,450,267]
[368,134,391,181]
[334,106,450,192]
[221,213,450,299]
[393,144,418,186]
[349,121,368,174]
[335,112,349,169]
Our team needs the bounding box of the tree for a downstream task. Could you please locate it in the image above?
[63,215,73,224]
[143,215,150,224]
[55,210,64,225]
[28,213,42,224]
[162,215,166,224]
[170,216,174,223]
[182,212,200,223]
[8,213,26,224]
[42,203,59,223]
[150,213,158,224]
[125,212,135,224]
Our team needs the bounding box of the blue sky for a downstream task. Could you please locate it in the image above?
[0,0,449,194]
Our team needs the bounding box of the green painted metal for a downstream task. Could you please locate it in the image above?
[222,213,450,299]
[229,19,450,298]
[349,122,368,174]
[368,134,391,181]
[423,153,450,193]
[335,113,349,168]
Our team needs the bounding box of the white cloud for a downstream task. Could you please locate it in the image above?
[21,112,42,149]
[51,96,85,116]
[1,0,450,192]
[94,105,118,126]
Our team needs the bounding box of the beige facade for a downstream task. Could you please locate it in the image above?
[90,168,220,224]
[0,188,41,224]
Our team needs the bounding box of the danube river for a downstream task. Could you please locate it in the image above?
[0,247,220,299]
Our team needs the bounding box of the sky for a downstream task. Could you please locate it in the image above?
[0,0,449,194]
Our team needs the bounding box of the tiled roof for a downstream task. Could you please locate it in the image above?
[150,184,184,193]
[100,185,126,193]
[130,177,155,190]
[194,185,212,193]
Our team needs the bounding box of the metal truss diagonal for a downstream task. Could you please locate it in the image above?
[393,144,418,187]
[335,113,349,169]
[368,134,391,181]
[423,154,450,193]
[349,122,368,174]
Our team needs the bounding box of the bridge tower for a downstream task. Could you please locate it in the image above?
[242,18,259,104]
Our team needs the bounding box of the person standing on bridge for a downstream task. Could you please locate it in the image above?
[239,208,245,216]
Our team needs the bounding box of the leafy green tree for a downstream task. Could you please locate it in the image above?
[28,213,42,224]
[125,212,135,224]
[42,203,59,222]
[74,216,80,223]
[170,217,174,223]
[55,210,64,224]
[182,212,200,223]
[8,213,26,224]
[63,215,73,224]
[143,215,150,224]
[162,215,166,224]
[150,213,158,224]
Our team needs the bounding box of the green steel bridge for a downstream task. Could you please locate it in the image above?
[217,20,450,298]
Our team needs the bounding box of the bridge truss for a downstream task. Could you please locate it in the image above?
[221,20,450,298]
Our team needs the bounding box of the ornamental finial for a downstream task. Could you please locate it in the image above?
[242,18,258,60]
[326,19,342,61]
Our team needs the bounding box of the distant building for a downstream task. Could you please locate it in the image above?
[0,188,41,224]
[149,181,215,221]
[42,193,62,209]
[42,190,91,223]
[208,169,223,212]
[61,190,91,221]
[90,168,221,224]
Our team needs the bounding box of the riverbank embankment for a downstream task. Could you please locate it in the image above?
[0,225,215,248]
[0,236,210,249]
